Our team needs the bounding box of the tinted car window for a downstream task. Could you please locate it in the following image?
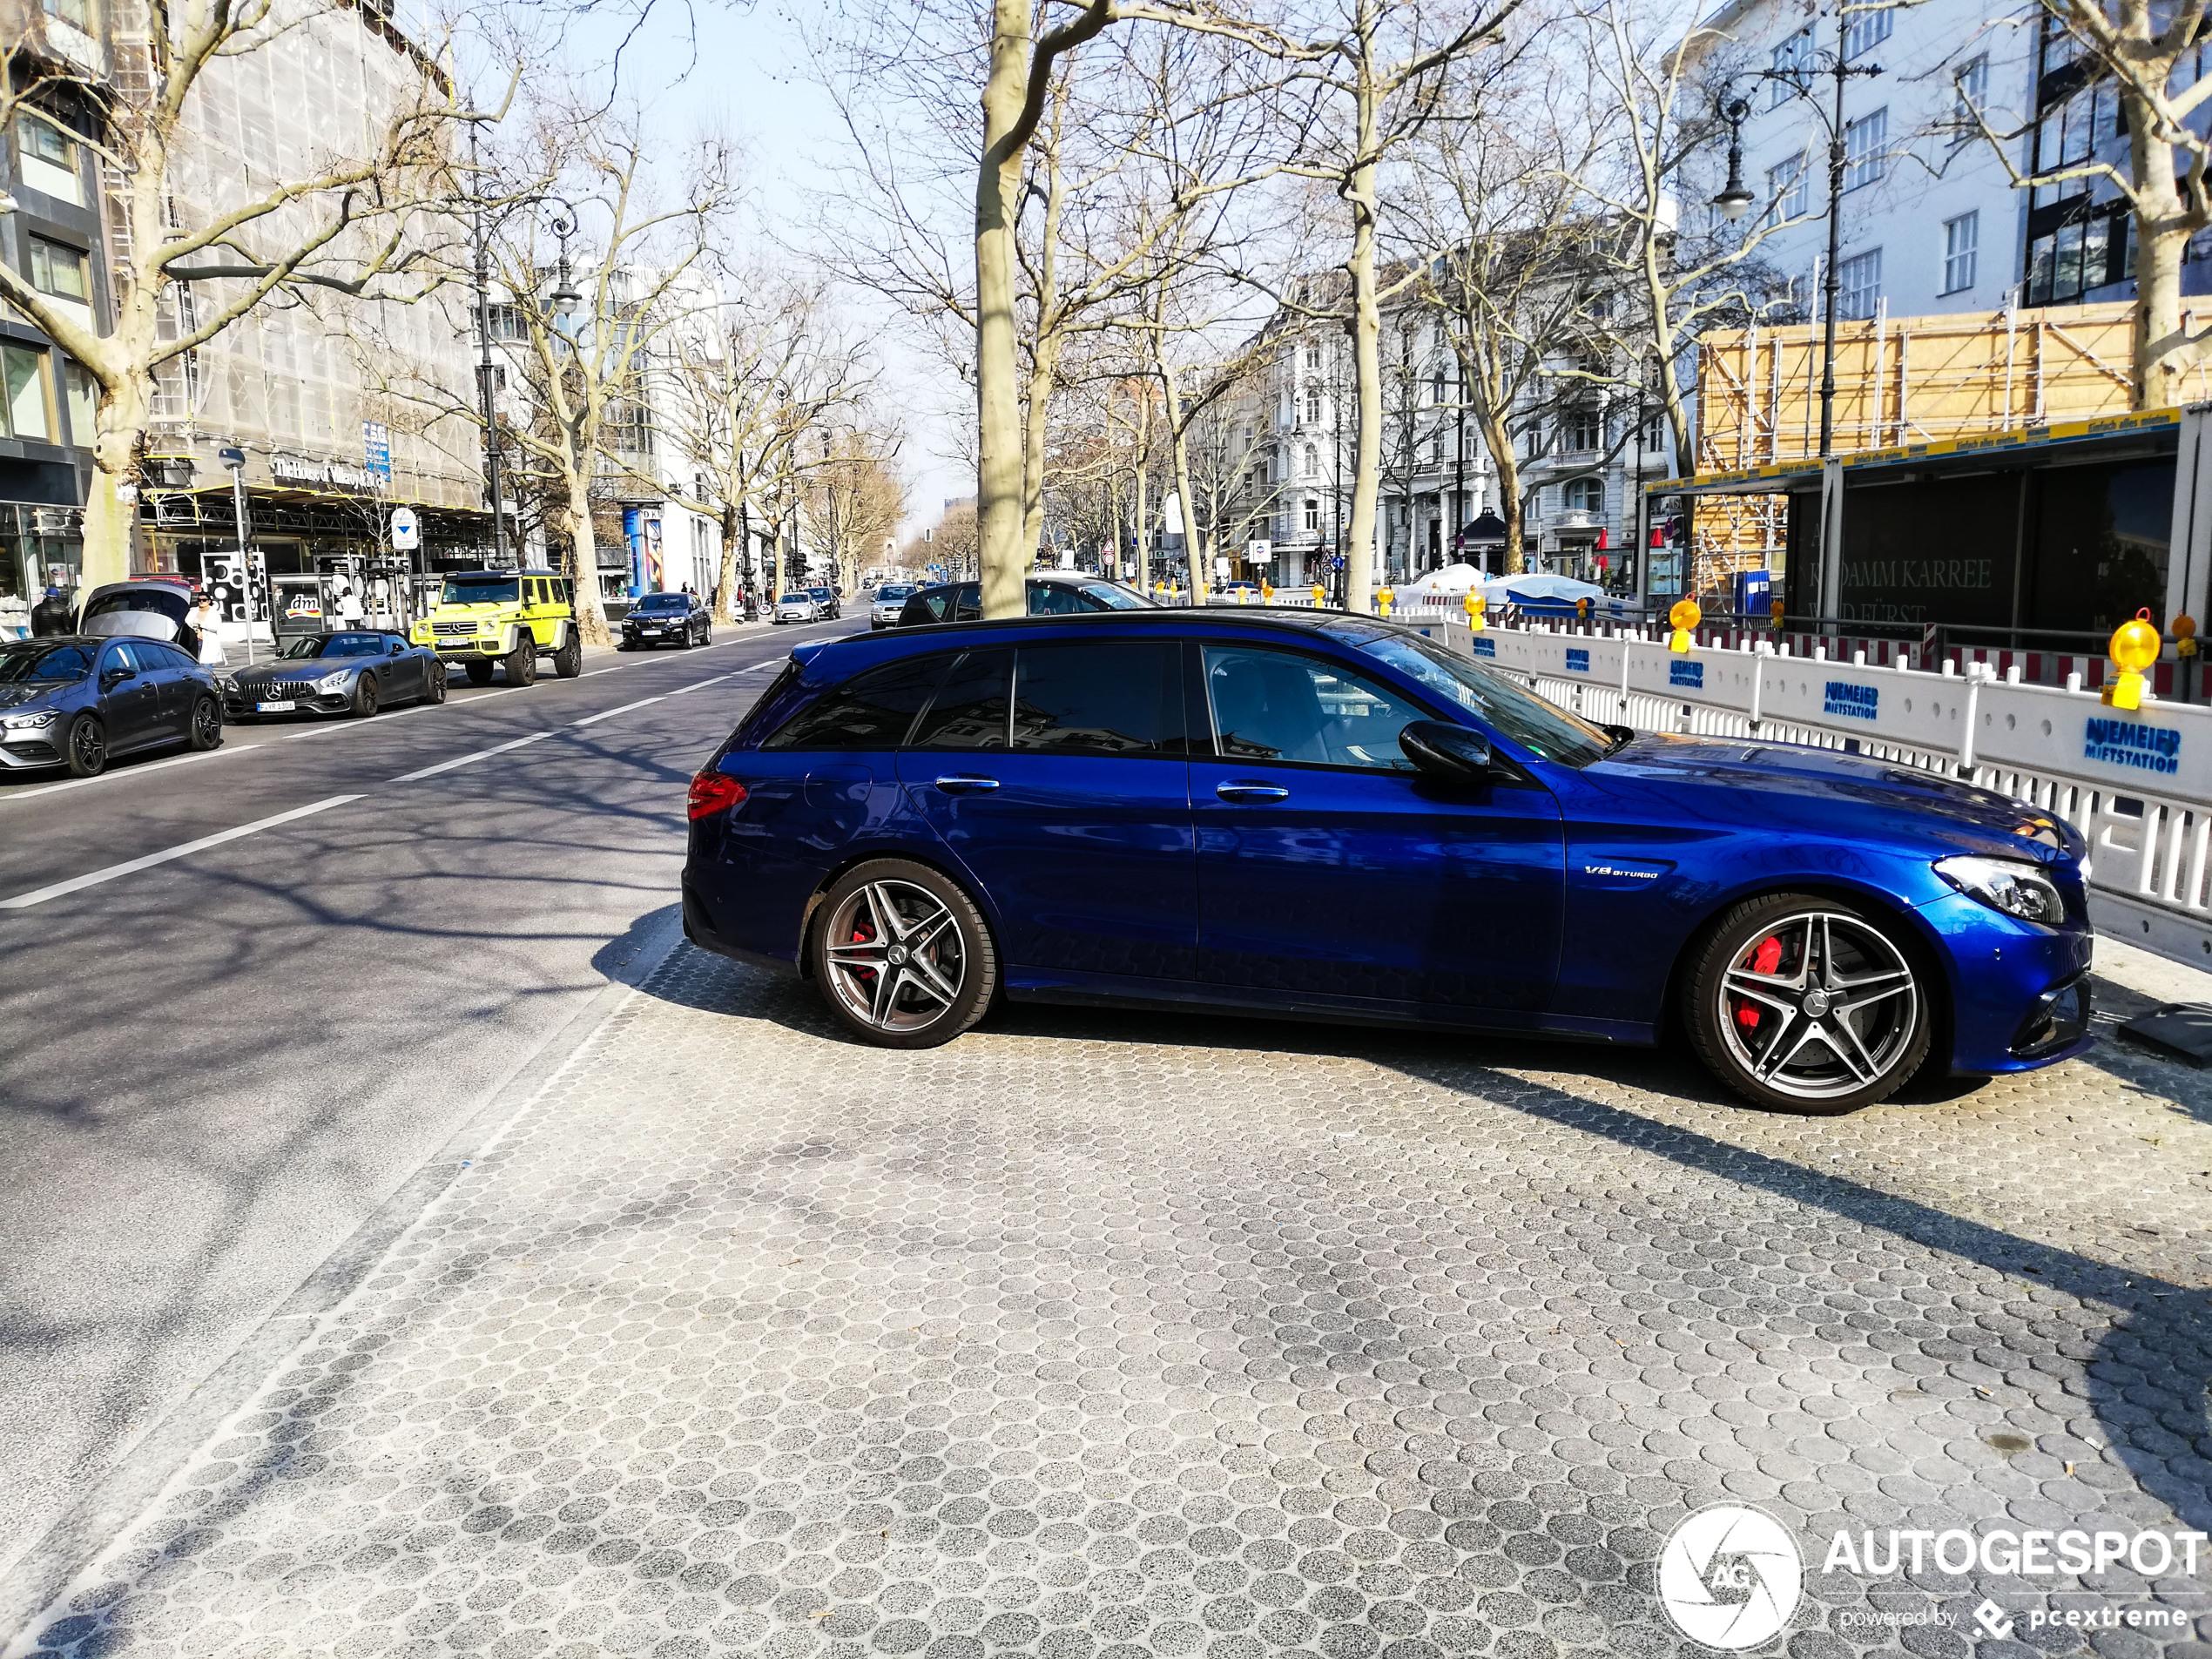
[1010,643,1181,756]
[952,583,981,622]
[104,642,144,673]
[1027,583,1089,616]
[1202,644,1421,772]
[910,648,1010,750]
[0,643,93,681]
[1346,630,1614,767]
[765,654,952,751]
[443,576,518,604]
[1079,581,1150,610]
[142,642,198,669]
[636,594,688,612]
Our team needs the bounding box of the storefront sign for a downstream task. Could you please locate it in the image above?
[1823,681,1880,720]
[2084,716,2182,775]
[272,453,384,492]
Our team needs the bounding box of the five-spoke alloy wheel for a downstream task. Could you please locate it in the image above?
[809,860,996,1049]
[1685,892,1932,1113]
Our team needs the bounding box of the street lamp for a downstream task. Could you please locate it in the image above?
[1710,98,1755,224]
[545,199,581,318]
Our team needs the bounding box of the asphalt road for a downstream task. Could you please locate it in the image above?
[0,616,845,1578]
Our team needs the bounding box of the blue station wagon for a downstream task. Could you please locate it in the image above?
[682,610,2094,1112]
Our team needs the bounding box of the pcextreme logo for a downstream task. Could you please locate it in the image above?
[1658,1504,1804,1649]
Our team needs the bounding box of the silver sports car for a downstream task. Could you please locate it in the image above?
[223,631,447,721]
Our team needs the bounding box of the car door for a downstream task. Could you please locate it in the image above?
[97,641,165,752]
[149,642,206,733]
[384,636,422,698]
[894,640,1198,980]
[1190,640,1564,1012]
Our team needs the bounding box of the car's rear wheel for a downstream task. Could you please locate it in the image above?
[352,675,379,718]
[1684,892,1932,1114]
[64,712,105,778]
[187,696,223,751]
[465,660,495,686]
[425,665,448,705]
[553,632,583,678]
[504,636,536,686]
[810,860,997,1049]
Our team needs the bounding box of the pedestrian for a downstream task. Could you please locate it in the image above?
[30,585,71,637]
[335,580,365,628]
[187,590,227,668]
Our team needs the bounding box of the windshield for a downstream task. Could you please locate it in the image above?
[442,576,518,605]
[0,642,93,683]
[284,633,389,659]
[1346,627,1615,767]
[876,585,914,602]
[1079,581,1150,610]
[779,592,811,604]
[635,594,688,612]
[809,586,833,597]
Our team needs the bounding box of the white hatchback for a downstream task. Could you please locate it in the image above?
[772,593,821,625]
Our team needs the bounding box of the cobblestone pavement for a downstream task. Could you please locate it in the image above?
[9,948,2212,1659]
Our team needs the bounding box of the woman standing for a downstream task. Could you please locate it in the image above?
[188,590,227,668]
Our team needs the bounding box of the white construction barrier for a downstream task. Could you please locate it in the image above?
[1445,617,2212,970]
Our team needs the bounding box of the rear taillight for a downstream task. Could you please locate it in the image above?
[687,772,749,820]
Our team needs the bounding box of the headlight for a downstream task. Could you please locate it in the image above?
[317,671,350,692]
[1934,855,2067,925]
[2,710,57,729]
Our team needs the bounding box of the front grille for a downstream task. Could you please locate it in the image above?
[270,680,326,698]
[432,622,480,637]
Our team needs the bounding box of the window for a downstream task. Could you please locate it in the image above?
[1303,388,1323,423]
[3,344,50,441]
[1351,633,1613,766]
[1562,477,1604,513]
[484,302,526,341]
[909,647,1010,749]
[765,653,950,751]
[41,0,89,28]
[1842,4,1892,61]
[62,359,95,447]
[2026,204,2125,305]
[28,235,89,302]
[1767,153,1810,222]
[1769,28,1812,105]
[1303,498,1320,532]
[1941,212,1979,294]
[14,115,80,204]
[1202,645,1422,772]
[1843,109,1888,191]
[1027,583,1092,615]
[1837,248,1883,320]
[1564,407,1602,451]
[1953,55,1989,134]
[1009,643,1182,756]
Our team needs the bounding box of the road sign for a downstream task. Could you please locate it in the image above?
[218,446,245,468]
[390,506,420,550]
[1245,540,1272,563]
[362,421,392,484]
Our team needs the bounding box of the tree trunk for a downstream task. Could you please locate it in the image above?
[715,503,742,624]
[1475,408,1526,576]
[568,470,613,647]
[2128,109,2193,410]
[1160,365,1205,604]
[1132,431,1150,597]
[1341,88,1384,615]
[81,374,151,589]
[974,0,1030,621]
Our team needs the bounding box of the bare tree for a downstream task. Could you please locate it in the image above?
[801,431,909,592]
[0,0,498,586]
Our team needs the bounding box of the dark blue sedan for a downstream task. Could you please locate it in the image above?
[0,636,224,778]
[681,610,2093,1112]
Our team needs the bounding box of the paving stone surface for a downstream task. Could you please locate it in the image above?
[8,948,2212,1658]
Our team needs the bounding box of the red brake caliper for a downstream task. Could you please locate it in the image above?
[1737,935,1784,1028]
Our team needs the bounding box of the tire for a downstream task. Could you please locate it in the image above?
[1683,891,1933,1114]
[504,634,536,686]
[352,674,380,718]
[187,696,224,751]
[465,660,496,686]
[64,711,105,778]
[809,859,998,1049]
[553,631,583,678]
[424,665,448,705]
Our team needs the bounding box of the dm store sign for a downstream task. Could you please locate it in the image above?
[1824,681,1878,720]
[2084,716,2182,776]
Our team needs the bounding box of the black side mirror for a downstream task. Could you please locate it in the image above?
[1399,719,1494,784]
[389,641,405,655]
[99,666,132,691]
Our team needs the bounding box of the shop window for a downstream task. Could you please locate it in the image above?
[28,235,90,303]
[3,345,51,441]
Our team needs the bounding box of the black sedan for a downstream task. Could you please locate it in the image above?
[618,591,712,650]
[225,631,446,722]
[0,635,223,778]
[895,572,1155,625]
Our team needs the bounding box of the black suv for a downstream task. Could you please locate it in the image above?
[897,572,1154,625]
[619,591,711,650]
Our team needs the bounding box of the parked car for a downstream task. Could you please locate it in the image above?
[896,572,1155,626]
[0,635,223,778]
[77,577,209,658]
[773,591,824,625]
[808,584,843,620]
[620,591,712,651]
[410,568,583,685]
[226,631,447,722]
[870,583,916,630]
[682,608,2094,1113]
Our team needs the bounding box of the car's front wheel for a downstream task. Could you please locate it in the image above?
[188,696,224,751]
[553,632,583,678]
[352,675,380,718]
[809,860,998,1049]
[64,711,105,778]
[425,665,448,705]
[1684,892,1932,1113]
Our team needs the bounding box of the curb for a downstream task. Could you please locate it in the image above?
[0,907,692,1641]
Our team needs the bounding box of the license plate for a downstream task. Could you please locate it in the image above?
[257,699,296,712]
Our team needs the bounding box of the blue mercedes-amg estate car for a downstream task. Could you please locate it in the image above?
[681,610,2094,1112]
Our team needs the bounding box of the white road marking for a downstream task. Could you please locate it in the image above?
[0,795,362,911]
[571,698,663,728]
[579,667,624,678]
[664,676,730,697]
[390,731,554,783]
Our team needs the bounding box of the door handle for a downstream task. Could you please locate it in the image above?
[1216,781,1290,803]
[934,774,1001,793]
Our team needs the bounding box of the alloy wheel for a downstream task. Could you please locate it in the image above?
[1714,910,1919,1103]
[70,716,104,774]
[821,880,968,1034]
[192,698,222,747]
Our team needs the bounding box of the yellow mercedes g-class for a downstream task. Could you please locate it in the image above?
[411,569,584,685]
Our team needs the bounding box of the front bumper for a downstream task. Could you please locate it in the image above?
[1916,890,2098,1072]
[224,686,352,717]
[0,726,64,768]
